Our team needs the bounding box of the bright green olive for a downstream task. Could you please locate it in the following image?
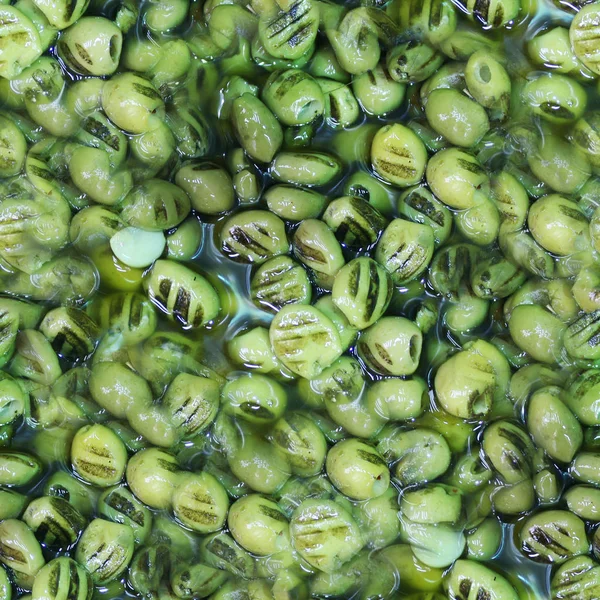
[378,544,444,593]
[353,486,400,549]
[220,209,289,264]
[426,147,489,210]
[434,340,509,420]
[508,305,566,364]
[120,180,189,231]
[358,316,422,376]
[445,560,518,600]
[565,369,600,426]
[528,131,591,195]
[471,254,525,299]
[0,112,27,177]
[0,519,45,589]
[31,557,92,600]
[467,517,502,561]
[313,295,358,353]
[39,307,99,360]
[227,326,289,375]
[326,438,389,500]
[368,377,428,422]
[222,372,287,424]
[258,0,318,61]
[332,258,392,330]
[225,424,291,494]
[290,499,364,573]
[520,510,589,564]
[171,471,229,533]
[163,373,220,438]
[145,260,220,329]
[387,41,444,84]
[271,151,342,187]
[565,485,600,521]
[0,372,26,426]
[419,61,465,106]
[262,69,324,126]
[297,354,364,408]
[0,6,43,79]
[571,3,600,76]
[317,77,360,129]
[493,479,536,515]
[89,362,151,418]
[565,310,600,360]
[58,17,121,76]
[399,516,465,569]
[69,207,124,254]
[228,494,289,556]
[0,450,41,487]
[465,50,510,120]
[231,93,283,163]
[175,162,235,216]
[101,73,164,135]
[399,0,457,45]
[528,194,588,256]
[166,217,203,262]
[352,63,405,116]
[343,171,395,216]
[264,185,326,222]
[43,470,94,517]
[551,556,600,600]
[251,255,312,313]
[571,452,600,486]
[0,487,27,520]
[308,43,349,82]
[371,124,428,187]
[326,9,382,75]
[523,73,587,124]
[528,27,592,78]
[125,447,181,510]
[71,424,127,487]
[527,386,583,463]
[426,89,490,148]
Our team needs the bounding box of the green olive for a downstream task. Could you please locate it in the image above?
[290,499,364,573]
[358,316,422,376]
[0,519,45,589]
[126,447,180,509]
[519,510,589,564]
[326,438,390,500]
[371,124,428,187]
[23,495,86,548]
[75,519,134,584]
[172,471,229,533]
[228,494,289,556]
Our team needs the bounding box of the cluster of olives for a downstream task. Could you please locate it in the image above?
[3,0,600,598]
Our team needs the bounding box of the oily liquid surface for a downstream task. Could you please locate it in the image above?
[8,0,590,598]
